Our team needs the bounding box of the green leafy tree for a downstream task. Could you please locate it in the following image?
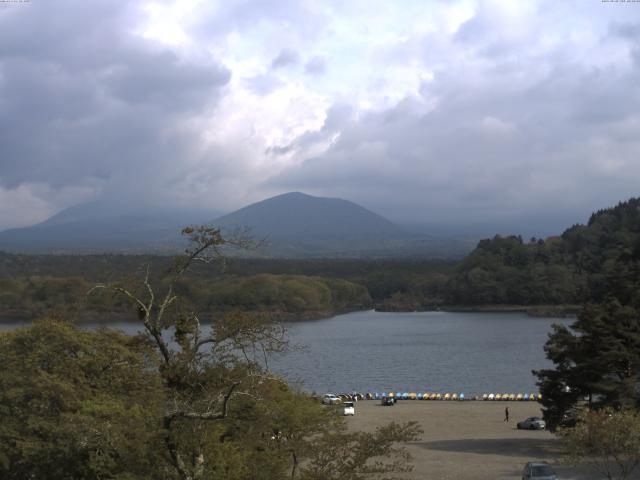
[560,408,640,480]
[0,318,164,479]
[299,421,423,480]
[93,226,289,480]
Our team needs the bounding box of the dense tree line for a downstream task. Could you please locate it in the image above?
[446,198,640,306]
[445,235,585,305]
[0,274,371,320]
[0,255,451,318]
[196,274,371,314]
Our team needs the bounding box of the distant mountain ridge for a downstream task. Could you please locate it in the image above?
[0,192,475,258]
[0,203,221,253]
[212,192,473,258]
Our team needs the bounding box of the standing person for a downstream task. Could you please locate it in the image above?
[504,406,509,422]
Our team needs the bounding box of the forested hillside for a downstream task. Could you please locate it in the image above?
[446,198,640,305]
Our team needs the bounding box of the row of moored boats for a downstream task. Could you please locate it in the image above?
[481,393,542,401]
[332,392,542,401]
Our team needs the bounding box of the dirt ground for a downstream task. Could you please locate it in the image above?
[345,400,598,480]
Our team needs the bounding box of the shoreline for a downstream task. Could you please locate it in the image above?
[0,304,580,324]
[375,304,580,318]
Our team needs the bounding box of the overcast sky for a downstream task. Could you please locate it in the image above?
[1,0,639,231]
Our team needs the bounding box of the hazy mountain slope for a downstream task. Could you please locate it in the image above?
[215,192,401,240]
[0,203,221,253]
[0,193,474,258]
[214,192,473,258]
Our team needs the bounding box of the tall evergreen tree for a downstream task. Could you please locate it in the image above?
[535,235,640,430]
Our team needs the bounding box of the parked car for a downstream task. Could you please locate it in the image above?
[522,461,557,480]
[517,417,546,430]
[343,401,355,415]
[381,396,395,406]
[322,394,341,405]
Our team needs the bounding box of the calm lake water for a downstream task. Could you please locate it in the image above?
[0,310,570,396]
[270,310,570,395]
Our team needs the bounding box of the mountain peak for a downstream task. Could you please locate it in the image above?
[215,192,399,240]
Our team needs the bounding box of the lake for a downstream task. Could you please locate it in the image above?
[0,310,570,396]
[270,310,570,396]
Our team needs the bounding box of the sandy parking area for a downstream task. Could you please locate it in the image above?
[345,401,597,480]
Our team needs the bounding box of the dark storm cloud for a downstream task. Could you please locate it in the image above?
[0,0,229,196]
[104,50,229,109]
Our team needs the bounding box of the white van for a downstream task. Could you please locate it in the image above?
[343,401,355,415]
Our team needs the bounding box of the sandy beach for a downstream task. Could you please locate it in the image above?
[345,400,598,480]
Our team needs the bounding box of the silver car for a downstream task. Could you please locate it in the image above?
[522,462,557,480]
[517,417,546,430]
[322,394,341,405]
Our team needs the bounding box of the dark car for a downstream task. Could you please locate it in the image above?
[381,396,395,406]
[522,462,557,480]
